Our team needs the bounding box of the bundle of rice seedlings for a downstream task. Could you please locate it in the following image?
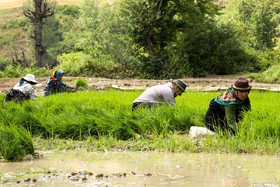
[76,77,88,89]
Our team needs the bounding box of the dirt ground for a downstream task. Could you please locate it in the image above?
[1,75,280,96]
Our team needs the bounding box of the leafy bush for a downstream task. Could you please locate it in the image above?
[1,63,52,78]
[56,52,116,77]
[256,48,280,70]
[0,125,34,161]
[0,57,10,71]
[260,65,280,83]
[2,19,28,30]
[174,21,260,77]
[57,4,80,18]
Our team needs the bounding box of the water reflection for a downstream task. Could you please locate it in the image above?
[0,152,279,186]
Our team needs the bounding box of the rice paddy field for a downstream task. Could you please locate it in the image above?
[0,89,280,161]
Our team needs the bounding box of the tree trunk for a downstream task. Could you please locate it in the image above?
[23,0,54,67]
[34,14,44,67]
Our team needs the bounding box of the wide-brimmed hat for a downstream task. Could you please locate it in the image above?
[171,79,189,94]
[22,74,38,84]
[231,77,251,91]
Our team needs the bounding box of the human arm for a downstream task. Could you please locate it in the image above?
[224,105,237,133]
[162,91,176,106]
[29,88,37,100]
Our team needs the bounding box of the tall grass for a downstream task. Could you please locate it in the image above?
[1,90,280,154]
[0,125,34,161]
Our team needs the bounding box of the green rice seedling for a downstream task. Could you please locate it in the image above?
[0,125,34,161]
[1,100,48,137]
[1,89,280,154]
[76,77,88,89]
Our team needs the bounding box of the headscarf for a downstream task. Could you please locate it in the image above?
[19,78,26,85]
[214,87,245,105]
[46,70,64,87]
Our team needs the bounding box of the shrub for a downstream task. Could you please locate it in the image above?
[2,20,28,30]
[0,57,10,71]
[2,63,52,78]
[56,52,116,77]
[260,65,280,83]
[58,4,80,18]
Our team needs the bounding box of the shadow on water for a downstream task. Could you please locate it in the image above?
[0,152,280,186]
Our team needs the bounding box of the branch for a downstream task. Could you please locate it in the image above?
[42,1,54,18]
[23,9,36,22]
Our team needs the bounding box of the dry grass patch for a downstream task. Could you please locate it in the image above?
[0,0,115,10]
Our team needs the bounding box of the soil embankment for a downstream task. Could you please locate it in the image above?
[1,76,280,96]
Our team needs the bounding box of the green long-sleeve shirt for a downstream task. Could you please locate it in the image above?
[224,105,238,132]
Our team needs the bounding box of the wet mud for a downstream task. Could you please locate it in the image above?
[0,151,280,186]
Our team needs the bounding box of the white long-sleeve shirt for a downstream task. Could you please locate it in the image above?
[133,82,176,106]
[13,82,37,100]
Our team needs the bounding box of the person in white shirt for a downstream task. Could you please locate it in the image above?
[4,74,38,103]
[132,79,188,110]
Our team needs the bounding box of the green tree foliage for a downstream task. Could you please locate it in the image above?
[58,4,80,18]
[42,15,63,66]
[119,0,259,77]
[1,0,279,78]
[253,0,279,51]
[219,0,280,51]
[42,4,81,67]
[120,0,186,78]
[174,20,259,76]
[75,0,140,77]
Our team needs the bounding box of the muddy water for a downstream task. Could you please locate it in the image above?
[0,152,280,186]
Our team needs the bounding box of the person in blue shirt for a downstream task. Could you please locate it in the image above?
[204,77,251,134]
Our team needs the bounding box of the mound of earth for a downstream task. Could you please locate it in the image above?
[1,75,280,96]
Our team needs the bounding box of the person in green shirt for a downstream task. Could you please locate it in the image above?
[204,77,251,134]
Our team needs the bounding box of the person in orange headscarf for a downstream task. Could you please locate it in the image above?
[43,70,74,97]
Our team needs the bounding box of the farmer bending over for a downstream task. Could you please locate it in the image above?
[44,70,75,97]
[132,79,188,110]
[204,77,251,134]
[4,74,38,103]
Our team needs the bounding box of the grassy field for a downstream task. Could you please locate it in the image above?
[1,89,280,160]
